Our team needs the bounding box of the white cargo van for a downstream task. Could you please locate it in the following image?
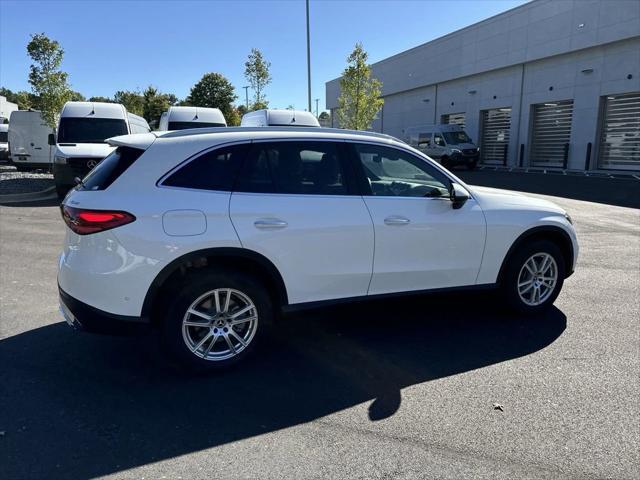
[7,110,54,170]
[0,124,8,161]
[404,124,479,170]
[241,109,320,127]
[158,106,226,131]
[52,102,150,197]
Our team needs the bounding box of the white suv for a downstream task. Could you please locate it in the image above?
[58,127,578,370]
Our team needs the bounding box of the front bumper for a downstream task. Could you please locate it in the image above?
[450,152,479,164]
[53,163,85,189]
[59,287,150,336]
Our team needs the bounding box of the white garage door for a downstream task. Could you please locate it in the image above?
[480,108,511,165]
[530,100,574,168]
[598,92,640,171]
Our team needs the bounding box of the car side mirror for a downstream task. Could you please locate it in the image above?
[48,133,55,145]
[450,182,470,209]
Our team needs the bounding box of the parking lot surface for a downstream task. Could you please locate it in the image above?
[0,192,638,479]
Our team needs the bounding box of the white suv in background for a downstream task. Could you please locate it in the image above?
[58,127,578,370]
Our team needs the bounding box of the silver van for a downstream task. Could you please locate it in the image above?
[404,124,479,170]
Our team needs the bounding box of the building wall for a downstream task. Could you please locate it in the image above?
[0,96,19,122]
[326,0,640,170]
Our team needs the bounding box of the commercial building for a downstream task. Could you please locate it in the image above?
[0,96,19,123]
[326,0,640,172]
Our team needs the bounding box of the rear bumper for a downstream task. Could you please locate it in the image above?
[59,286,150,336]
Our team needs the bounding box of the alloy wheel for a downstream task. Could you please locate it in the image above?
[181,288,258,361]
[517,253,558,306]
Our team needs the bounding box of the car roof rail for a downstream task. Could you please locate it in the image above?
[156,126,400,142]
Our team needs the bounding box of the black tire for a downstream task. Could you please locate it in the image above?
[161,269,273,371]
[501,239,565,314]
[440,156,450,169]
[468,160,477,170]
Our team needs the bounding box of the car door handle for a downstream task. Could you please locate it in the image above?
[384,215,411,226]
[254,218,288,229]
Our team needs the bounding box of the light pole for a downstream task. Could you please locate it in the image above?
[243,86,250,110]
[315,98,319,117]
[306,0,311,113]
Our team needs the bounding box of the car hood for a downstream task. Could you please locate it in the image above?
[56,143,115,158]
[470,185,566,214]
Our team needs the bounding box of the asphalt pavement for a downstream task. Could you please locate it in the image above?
[0,192,638,479]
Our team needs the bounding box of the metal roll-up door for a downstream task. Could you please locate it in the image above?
[598,92,640,171]
[441,113,466,128]
[530,100,574,168]
[480,108,511,164]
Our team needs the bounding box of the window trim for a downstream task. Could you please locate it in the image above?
[156,140,251,193]
[233,138,359,196]
[344,141,459,199]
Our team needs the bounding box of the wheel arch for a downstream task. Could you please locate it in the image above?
[497,226,574,284]
[141,247,288,324]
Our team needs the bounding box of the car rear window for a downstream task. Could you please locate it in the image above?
[161,143,248,191]
[168,121,226,130]
[79,147,144,191]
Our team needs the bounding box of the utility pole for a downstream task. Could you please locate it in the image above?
[315,98,319,117]
[243,86,249,110]
[306,0,311,113]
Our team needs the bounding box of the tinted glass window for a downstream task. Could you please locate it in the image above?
[353,144,450,198]
[58,118,128,144]
[162,144,248,191]
[80,147,144,191]
[443,131,471,145]
[236,141,347,195]
[0,132,7,142]
[168,121,226,130]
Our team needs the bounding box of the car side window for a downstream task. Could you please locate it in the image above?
[236,141,348,195]
[162,143,248,191]
[352,143,451,198]
[433,133,445,147]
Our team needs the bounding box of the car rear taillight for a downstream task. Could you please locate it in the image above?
[61,206,136,235]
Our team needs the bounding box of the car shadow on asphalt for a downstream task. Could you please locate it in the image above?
[0,291,566,479]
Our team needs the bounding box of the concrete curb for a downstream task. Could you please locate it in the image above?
[0,185,57,203]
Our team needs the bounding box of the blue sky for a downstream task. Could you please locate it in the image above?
[0,0,527,112]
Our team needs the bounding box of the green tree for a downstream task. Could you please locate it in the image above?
[113,90,144,116]
[0,87,38,110]
[70,91,85,102]
[244,48,271,109]
[142,86,171,125]
[185,73,237,120]
[318,110,331,127]
[226,107,241,126]
[337,43,383,130]
[26,33,73,128]
[237,104,248,117]
[165,93,180,106]
[88,96,113,103]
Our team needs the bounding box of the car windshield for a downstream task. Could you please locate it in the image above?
[168,121,225,130]
[57,118,128,144]
[442,131,471,145]
[0,132,7,142]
